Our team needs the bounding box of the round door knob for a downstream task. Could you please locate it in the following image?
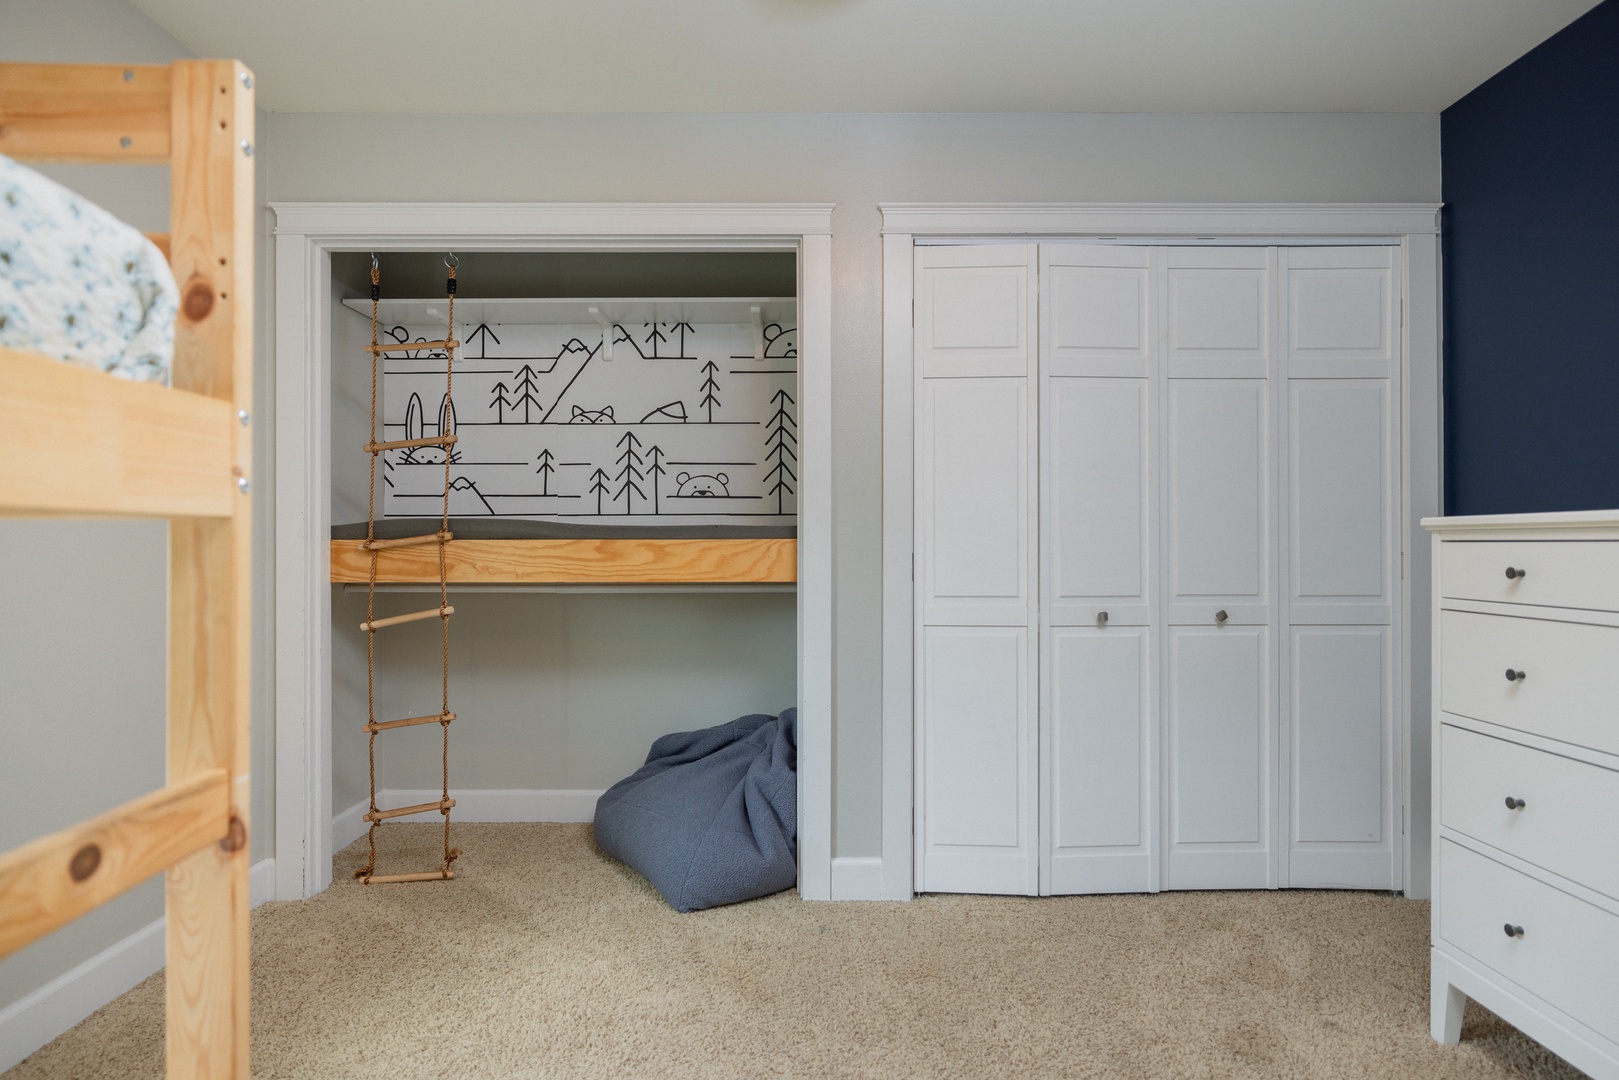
[1505,567,1526,580]
[1505,797,1526,810]
[1215,609,1229,624]
[1097,611,1109,625]
[1503,923,1525,939]
[1505,668,1526,682]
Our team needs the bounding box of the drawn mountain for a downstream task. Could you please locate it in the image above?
[640,400,688,424]
[447,476,495,515]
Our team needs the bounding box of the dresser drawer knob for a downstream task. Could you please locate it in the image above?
[1505,796,1526,810]
[1215,609,1228,625]
[1097,611,1109,626]
[1505,566,1526,580]
[1505,668,1527,682]
[1504,923,1525,939]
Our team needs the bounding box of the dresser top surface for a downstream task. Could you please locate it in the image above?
[1424,509,1619,536]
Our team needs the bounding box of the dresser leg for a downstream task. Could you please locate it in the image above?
[1431,953,1466,1044]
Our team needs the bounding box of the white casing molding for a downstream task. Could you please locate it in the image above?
[0,859,277,1073]
[271,203,836,901]
[880,204,1443,902]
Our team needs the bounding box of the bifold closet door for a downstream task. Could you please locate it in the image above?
[1162,247,1279,890]
[914,244,1039,896]
[1038,245,1158,895]
[1280,247,1401,890]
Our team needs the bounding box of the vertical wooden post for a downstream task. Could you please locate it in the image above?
[166,59,254,1079]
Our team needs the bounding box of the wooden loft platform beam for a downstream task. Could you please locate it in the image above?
[0,63,173,164]
[331,537,797,585]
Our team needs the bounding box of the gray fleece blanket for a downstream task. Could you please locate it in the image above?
[593,709,796,912]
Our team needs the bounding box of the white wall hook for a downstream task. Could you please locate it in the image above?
[589,306,614,361]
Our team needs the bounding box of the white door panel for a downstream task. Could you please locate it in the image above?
[1287,627,1395,888]
[1043,246,1151,378]
[1165,247,1272,378]
[1283,247,1397,379]
[1167,625,1274,889]
[919,625,1037,895]
[1046,376,1151,625]
[918,377,1030,625]
[1165,378,1270,624]
[915,244,1034,379]
[1287,380,1392,624]
[914,244,1039,897]
[1043,626,1154,894]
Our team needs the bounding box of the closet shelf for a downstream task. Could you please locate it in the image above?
[331,537,796,585]
[339,295,796,327]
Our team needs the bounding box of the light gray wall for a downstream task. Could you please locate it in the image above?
[0,0,277,1020]
[269,109,1441,859]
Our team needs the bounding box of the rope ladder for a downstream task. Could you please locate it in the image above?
[356,254,461,885]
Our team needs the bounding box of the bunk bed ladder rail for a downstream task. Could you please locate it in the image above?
[356,254,461,884]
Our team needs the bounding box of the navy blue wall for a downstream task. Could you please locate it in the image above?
[1441,0,1619,514]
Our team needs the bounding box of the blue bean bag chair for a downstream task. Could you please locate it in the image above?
[593,709,797,912]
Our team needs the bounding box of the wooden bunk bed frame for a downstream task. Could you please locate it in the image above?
[0,61,254,1076]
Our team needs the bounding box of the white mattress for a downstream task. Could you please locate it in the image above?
[0,152,177,384]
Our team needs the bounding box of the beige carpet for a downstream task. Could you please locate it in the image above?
[5,824,1589,1079]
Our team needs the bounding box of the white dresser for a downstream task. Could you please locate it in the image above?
[1425,511,1619,1079]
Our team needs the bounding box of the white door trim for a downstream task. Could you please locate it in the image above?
[271,202,836,900]
[881,203,1442,901]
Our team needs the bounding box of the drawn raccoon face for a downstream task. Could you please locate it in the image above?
[674,472,729,497]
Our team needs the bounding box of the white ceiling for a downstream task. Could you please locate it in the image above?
[129,0,1600,114]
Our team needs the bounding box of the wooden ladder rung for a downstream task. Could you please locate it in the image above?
[364,797,455,823]
[361,605,453,632]
[362,530,453,551]
[365,433,458,453]
[367,339,459,354]
[365,711,455,733]
[361,869,456,884]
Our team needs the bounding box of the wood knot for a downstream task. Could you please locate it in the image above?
[220,815,248,853]
[70,843,102,883]
[182,279,216,322]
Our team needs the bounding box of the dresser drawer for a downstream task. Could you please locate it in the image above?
[1441,725,1619,900]
[1440,610,1619,754]
[1440,840,1619,1042]
[1442,540,1619,612]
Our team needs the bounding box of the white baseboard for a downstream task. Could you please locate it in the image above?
[829,856,886,900]
[332,788,606,854]
[332,797,371,854]
[0,857,275,1072]
[250,856,277,908]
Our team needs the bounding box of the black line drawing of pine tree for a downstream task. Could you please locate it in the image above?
[512,364,543,423]
[466,323,499,359]
[646,445,666,515]
[490,381,515,423]
[645,322,667,358]
[670,321,694,358]
[698,360,722,422]
[535,448,557,495]
[763,389,797,515]
[613,432,646,515]
[588,468,611,515]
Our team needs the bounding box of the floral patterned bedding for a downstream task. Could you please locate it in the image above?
[0,153,177,384]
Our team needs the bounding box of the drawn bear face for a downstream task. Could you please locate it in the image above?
[674,472,729,497]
